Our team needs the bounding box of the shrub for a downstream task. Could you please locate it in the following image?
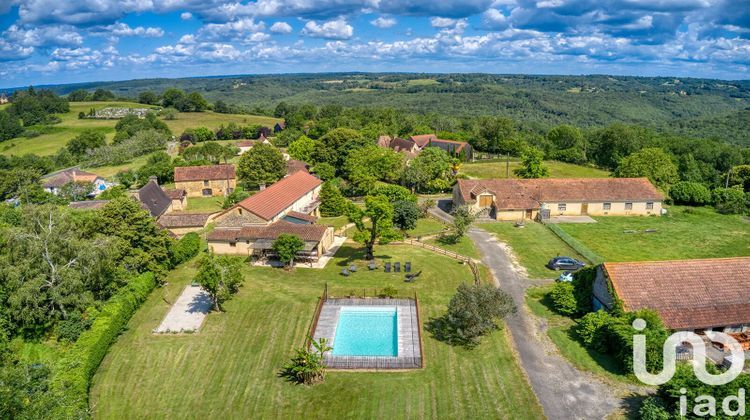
[604,309,668,373]
[549,282,577,316]
[170,232,201,266]
[669,181,711,205]
[319,181,349,217]
[638,397,670,420]
[573,311,613,350]
[712,186,748,214]
[392,200,420,231]
[55,311,94,343]
[280,338,332,385]
[378,286,398,298]
[571,265,596,314]
[50,272,156,416]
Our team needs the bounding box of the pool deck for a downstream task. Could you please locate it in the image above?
[313,298,422,369]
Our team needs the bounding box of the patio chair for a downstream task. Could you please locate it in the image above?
[394,262,401,273]
[368,261,377,270]
[349,264,357,272]
[384,262,391,273]
[341,269,350,277]
[405,270,422,283]
[404,262,411,273]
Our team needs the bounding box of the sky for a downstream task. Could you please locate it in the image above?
[0,0,749,88]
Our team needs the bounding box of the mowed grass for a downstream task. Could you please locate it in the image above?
[478,222,587,279]
[1,101,280,157]
[90,245,543,419]
[460,159,610,179]
[555,206,750,261]
[184,196,225,213]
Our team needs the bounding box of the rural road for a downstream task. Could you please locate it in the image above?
[429,202,623,419]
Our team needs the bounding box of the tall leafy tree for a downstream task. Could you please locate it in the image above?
[347,195,399,259]
[236,143,286,188]
[344,145,404,193]
[514,147,549,178]
[0,111,23,142]
[194,254,244,311]
[287,135,315,163]
[402,147,453,193]
[614,147,678,189]
[66,129,106,158]
[272,234,305,269]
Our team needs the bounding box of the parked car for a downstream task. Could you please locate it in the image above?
[547,256,586,271]
[557,271,574,282]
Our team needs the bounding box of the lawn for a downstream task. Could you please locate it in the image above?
[554,206,750,262]
[406,217,449,238]
[460,159,610,179]
[478,222,587,279]
[424,235,480,260]
[184,196,225,213]
[90,244,543,419]
[318,216,350,230]
[1,101,281,157]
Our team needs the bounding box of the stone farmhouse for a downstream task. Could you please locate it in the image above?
[208,170,333,260]
[174,164,236,197]
[592,257,750,333]
[42,168,112,196]
[378,133,474,160]
[453,178,664,221]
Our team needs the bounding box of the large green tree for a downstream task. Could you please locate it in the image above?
[514,147,549,179]
[402,147,453,193]
[236,143,286,188]
[473,116,525,155]
[347,195,400,259]
[194,254,244,311]
[287,135,315,163]
[272,234,305,269]
[66,129,106,158]
[344,145,404,193]
[614,147,678,189]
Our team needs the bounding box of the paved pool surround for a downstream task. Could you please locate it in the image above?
[312,298,422,369]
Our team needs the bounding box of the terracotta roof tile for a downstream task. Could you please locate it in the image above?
[43,168,99,188]
[207,221,329,242]
[456,178,663,209]
[604,257,750,330]
[69,200,110,210]
[174,165,235,182]
[234,171,321,221]
[409,134,437,148]
[286,159,309,175]
[158,213,212,228]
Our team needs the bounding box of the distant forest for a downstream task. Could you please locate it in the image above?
[34,73,750,146]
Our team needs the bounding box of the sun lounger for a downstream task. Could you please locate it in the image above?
[394,262,401,272]
[341,269,350,276]
[349,264,357,272]
[368,262,377,270]
[404,262,411,273]
[384,262,391,273]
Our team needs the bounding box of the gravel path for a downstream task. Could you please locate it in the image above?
[154,285,212,333]
[468,227,622,420]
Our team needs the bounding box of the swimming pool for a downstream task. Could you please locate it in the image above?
[332,306,398,357]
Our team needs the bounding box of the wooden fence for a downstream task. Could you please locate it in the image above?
[394,238,481,284]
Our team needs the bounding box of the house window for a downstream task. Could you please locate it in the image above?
[229,242,236,247]
[202,188,213,196]
[625,203,633,210]
[646,202,654,210]
[558,203,566,211]
[603,203,611,211]
[203,180,209,187]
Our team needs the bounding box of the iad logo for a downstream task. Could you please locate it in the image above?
[632,318,747,417]
[632,318,745,386]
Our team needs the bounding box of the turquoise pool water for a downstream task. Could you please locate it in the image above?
[332,307,398,357]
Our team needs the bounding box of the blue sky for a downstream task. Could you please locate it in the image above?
[0,0,748,87]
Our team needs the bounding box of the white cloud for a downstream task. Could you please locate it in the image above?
[371,16,397,28]
[430,17,458,28]
[246,32,271,42]
[270,21,293,34]
[198,18,266,40]
[99,23,164,38]
[0,39,34,61]
[482,9,509,29]
[3,24,83,47]
[180,12,193,20]
[301,18,353,40]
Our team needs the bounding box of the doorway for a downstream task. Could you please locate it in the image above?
[581,203,589,215]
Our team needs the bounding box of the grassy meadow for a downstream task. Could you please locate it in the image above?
[460,159,610,179]
[90,244,543,418]
[0,101,280,157]
[478,222,587,279]
[554,206,750,262]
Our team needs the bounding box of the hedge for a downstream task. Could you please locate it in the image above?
[170,232,201,267]
[50,272,157,415]
[545,223,605,265]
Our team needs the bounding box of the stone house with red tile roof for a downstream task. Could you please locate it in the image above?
[174,164,236,197]
[453,178,664,221]
[592,257,750,332]
[42,168,111,196]
[377,133,473,160]
[207,221,334,259]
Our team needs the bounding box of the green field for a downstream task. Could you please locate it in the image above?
[1,101,281,157]
[478,222,587,279]
[554,206,750,261]
[460,159,610,179]
[90,244,543,418]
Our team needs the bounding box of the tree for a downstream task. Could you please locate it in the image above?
[161,88,186,109]
[280,338,332,385]
[67,89,90,101]
[161,108,177,120]
[403,147,453,193]
[194,254,243,311]
[185,92,208,112]
[347,195,399,260]
[344,145,404,193]
[114,170,136,189]
[136,152,174,185]
[58,181,94,202]
[66,129,106,158]
[138,91,158,105]
[472,116,525,154]
[392,200,420,231]
[547,124,586,163]
[0,111,23,142]
[214,100,230,114]
[429,283,516,347]
[514,147,549,178]
[712,186,748,214]
[91,89,115,101]
[236,143,286,188]
[272,234,305,269]
[222,186,251,209]
[614,147,678,189]
[372,184,417,203]
[669,181,712,205]
[589,124,654,170]
[450,205,476,242]
[319,181,350,217]
[312,127,365,168]
[549,282,577,315]
[312,163,335,181]
[287,135,315,163]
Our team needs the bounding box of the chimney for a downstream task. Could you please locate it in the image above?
[149,176,158,185]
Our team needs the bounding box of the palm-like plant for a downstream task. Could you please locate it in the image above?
[280,338,332,385]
